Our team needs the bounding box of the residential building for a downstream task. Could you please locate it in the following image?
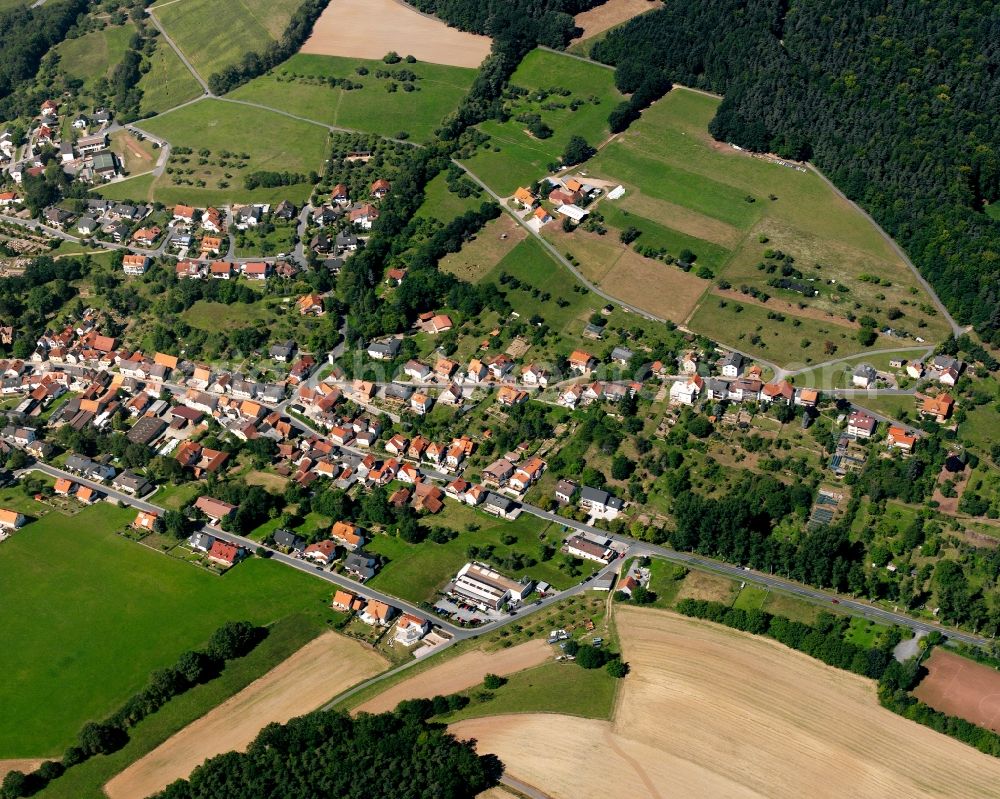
[887,426,916,452]
[0,509,26,530]
[564,534,614,563]
[846,410,877,439]
[394,613,430,645]
[303,539,337,565]
[921,393,954,423]
[579,485,624,519]
[451,562,533,610]
[719,351,744,378]
[852,364,877,389]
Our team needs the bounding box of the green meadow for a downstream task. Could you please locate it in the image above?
[0,504,334,758]
[461,48,625,194]
[228,53,476,142]
[138,37,204,115]
[152,0,302,80]
[54,23,136,90]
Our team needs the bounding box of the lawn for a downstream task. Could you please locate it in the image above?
[152,0,302,81]
[233,221,297,257]
[182,299,276,332]
[584,87,951,347]
[365,502,598,605]
[35,614,324,799]
[138,98,328,205]
[138,37,204,115]
[53,23,136,90]
[96,173,156,203]
[0,505,336,758]
[791,348,929,390]
[461,48,625,194]
[732,584,769,611]
[228,53,475,142]
[439,659,619,723]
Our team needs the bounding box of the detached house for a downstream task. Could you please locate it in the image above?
[122,254,150,276]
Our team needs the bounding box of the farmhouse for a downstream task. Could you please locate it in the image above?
[451,562,533,611]
[564,533,614,563]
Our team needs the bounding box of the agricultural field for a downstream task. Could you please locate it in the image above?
[568,0,660,55]
[365,502,599,605]
[0,504,335,759]
[138,38,204,116]
[543,223,710,324]
[439,214,526,282]
[52,23,135,90]
[300,0,491,67]
[228,53,475,142]
[582,87,951,363]
[914,648,1000,733]
[461,48,625,195]
[105,632,386,799]
[138,99,328,205]
[356,639,550,715]
[452,607,1000,798]
[152,0,302,81]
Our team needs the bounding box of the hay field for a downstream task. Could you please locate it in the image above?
[914,649,1000,733]
[153,0,303,79]
[105,632,386,799]
[452,608,1000,799]
[440,215,526,282]
[546,226,709,323]
[301,0,491,67]
[356,639,550,715]
[571,0,660,43]
[586,87,951,347]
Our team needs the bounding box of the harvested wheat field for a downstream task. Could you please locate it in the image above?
[105,632,386,799]
[356,639,550,715]
[597,248,710,324]
[571,0,659,43]
[452,608,1000,799]
[301,0,492,67]
[914,648,1000,733]
[0,760,43,782]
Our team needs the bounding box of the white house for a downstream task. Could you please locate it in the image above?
[669,375,703,406]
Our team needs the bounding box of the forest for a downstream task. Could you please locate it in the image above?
[0,0,88,121]
[592,0,1000,342]
[147,706,500,799]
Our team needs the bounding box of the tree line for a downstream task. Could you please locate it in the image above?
[144,704,500,798]
[591,0,1000,343]
[0,621,265,799]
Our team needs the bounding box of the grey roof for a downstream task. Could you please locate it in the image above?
[273,528,305,551]
[188,531,215,551]
[65,454,96,472]
[384,382,413,401]
[580,485,611,505]
[484,491,516,511]
[611,346,633,362]
[368,338,400,357]
[269,340,296,359]
[78,216,97,229]
[852,363,876,378]
[112,469,152,493]
[720,351,744,368]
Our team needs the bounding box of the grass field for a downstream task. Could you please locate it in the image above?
[688,294,901,365]
[441,659,620,722]
[96,173,156,203]
[415,172,484,221]
[54,24,135,90]
[0,505,335,758]
[182,300,275,332]
[152,0,302,81]
[461,49,625,194]
[582,87,951,359]
[365,502,597,604]
[109,130,158,176]
[35,614,323,799]
[439,215,526,282]
[138,38,204,116]
[139,99,327,205]
[452,607,1000,798]
[228,53,475,142]
[791,347,928,389]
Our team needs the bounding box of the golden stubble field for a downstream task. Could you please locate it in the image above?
[452,607,1000,798]
[301,0,492,67]
[105,632,386,799]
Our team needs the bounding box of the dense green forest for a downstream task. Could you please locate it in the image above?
[592,0,1000,342]
[0,0,88,121]
[149,707,500,799]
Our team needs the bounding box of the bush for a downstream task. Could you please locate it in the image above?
[575,644,608,669]
[483,673,507,690]
[606,659,629,678]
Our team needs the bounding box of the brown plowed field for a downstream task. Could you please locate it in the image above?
[914,648,1000,733]
[572,0,659,43]
[452,608,1000,798]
